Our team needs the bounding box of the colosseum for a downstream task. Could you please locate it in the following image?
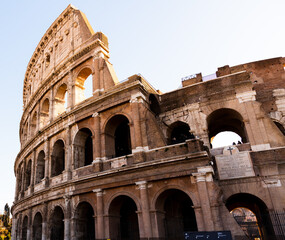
[12,4,285,240]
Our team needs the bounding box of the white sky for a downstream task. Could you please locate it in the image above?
[1,0,285,211]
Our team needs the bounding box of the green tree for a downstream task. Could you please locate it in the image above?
[0,204,11,240]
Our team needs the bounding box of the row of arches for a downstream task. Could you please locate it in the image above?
[15,190,276,240]
[22,67,93,143]
[16,189,197,240]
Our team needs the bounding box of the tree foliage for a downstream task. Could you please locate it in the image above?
[0,204,11,240]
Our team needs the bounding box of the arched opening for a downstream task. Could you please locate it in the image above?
[155,189,197,239]
[75,68,93,105]
[25,160,32,190]
[226,193,276,240]
[73,128,93,169]
[35,151,45,184]
[22,216,28,240]
[211,131,242,148]
[273,121,285,136]
[54,84,68,117]
[31,111,38,135]
[75,202,95,240]
[105,115,132,158]
[149,94,160,116]
[231,207,261,239]
[168,121,195,144]
[51,140,65,177]
[108,195,140,240]
[32,212,42,240]
[207,108,248,148]
[40,98,50,128]
[50,206,64,240]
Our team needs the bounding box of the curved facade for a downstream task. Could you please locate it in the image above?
[12,5,285,240]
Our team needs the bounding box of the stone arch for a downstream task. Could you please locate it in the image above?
[207,108,248,147]
[24,159,32,190]
[74,66,94,105]
[104,114,132,158]
[167,121,195,144]
[74,201,95,240]
[149,94,160,116]
[51,139,65,177]
[35,150,45,184]
[22,215,28,240]
[108,194,140,240]
[154,188,198,239]
[226,193,276,240]
[73,128,93,169]
[40,98,50,128]
[30,111,38,135]
[54,83,68,117]
[273,120,285,136]
[32,212,43,240]
[49,205,64,240]
[151,185,199,210]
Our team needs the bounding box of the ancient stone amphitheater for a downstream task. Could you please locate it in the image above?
[12,4,285,240]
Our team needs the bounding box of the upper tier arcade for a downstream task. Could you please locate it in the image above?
[20,5,119,146]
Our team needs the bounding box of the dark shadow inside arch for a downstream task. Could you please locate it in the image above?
[22,216,28,240]
[35,151,45,184]
[168,121,195,145]
[155,189,197,240]
[207,108,248,148]
[75,202,95,240]
[74,128,93,169]
[108,195,139,240]
[33,212,42,240]
[50,206,64,240]
[25,160,32,190]
[105,115,132,158]
[149,94,161,116]
[226,193,276,240]
[51,140,65,177]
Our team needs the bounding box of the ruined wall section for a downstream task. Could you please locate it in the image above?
[23,5,94,108]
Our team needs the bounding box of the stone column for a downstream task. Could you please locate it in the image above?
[64,126,72,180]
[93,189,104,239]
[192,166,215,231]
[64,195,71,240]
[130,93,146,152]
[11,216,17,240]
[27,208,32,240]
[44,138,50,187]
[92,112,102,171]
[135,181,153,238]
[42,202,48,240]
[67,71,73,111]
[50,87,54,121]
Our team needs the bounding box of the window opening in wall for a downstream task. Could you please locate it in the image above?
[54,84,68,116]
[33,212,43,240]
[25,160,32,190]
[75,68,93,105]
[51,140,65,177]
[105,115,132,158]
[226,193,276,240]
[75,202,95,240]
[74,128,93,169]
[109,195,140,240]
[155,189,197,239]
[22,216,28,240]
[168,121,195,145]
[35,151,45,184]
[84,74,93,99]
[207,108,248,149]
[50,206,64,240]
[211,131,242,148]
[231,207,261,240]
[40,98,50,128]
